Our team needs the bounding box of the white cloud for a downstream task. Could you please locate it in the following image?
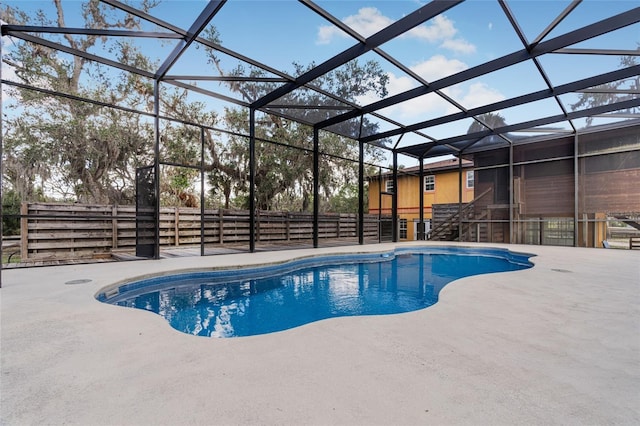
[378,88,450,120]
[456,82,506,109]
[356,70,450,118]
[315,8,502,125]
[406,14,457,42]
[356,55,468,106]
[344,7,393,38]
[316,8,475,54]
[357,57,506,123]
[488,22,493,31]
[365,56,467,120]
[439,38,476,55]
[317,25,345,45]
[411,54,468,82]
[442,82,506,114]
[317,7,391,44]
[354,71,406,106]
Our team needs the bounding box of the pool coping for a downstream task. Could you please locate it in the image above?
[2,241,639,425]
[96,245,534,303]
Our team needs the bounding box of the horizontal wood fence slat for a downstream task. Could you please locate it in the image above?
[19,202,380,262]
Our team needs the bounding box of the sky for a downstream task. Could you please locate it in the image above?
[2,0,639,166]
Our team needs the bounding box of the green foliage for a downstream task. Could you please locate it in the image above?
[1,1,158,204]
[170,173,191,192]
[204,57,390,212]
[2,1,388,213]
[2,190,22,236]
[326,184,365,214]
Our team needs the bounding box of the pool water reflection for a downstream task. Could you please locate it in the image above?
[99,248,533,338]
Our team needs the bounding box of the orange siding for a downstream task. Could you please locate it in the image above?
[369,169,474,240]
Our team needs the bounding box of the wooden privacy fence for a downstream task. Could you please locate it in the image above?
[20,202,380,261]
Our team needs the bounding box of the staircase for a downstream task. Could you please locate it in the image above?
[428,188,492,241]
[428,203,474,241]
[612,214,640,231]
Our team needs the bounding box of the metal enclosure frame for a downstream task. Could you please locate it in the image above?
[1,0,639,280]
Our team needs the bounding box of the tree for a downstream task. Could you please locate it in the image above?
[570,49,639,126]
[211,106,386,212]
[467,112,507,134]
[1,0,158,203]
[2,190,26,235]
[2,2,389,212]
[203,43,390,211]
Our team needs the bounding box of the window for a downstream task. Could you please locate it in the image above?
[466,170,474,189]
[414,219,431,240]
[399,218,407,239]
[424,175,435,192]
[542,218,574,247]
[385,179,394,193]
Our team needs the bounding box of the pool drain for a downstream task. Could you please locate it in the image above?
[65,278,93,285]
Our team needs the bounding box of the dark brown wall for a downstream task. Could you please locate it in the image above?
[581,168,640,213]
[473,124,640,218]
[520,174,574,216]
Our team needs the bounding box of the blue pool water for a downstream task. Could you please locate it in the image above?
[97,247,533,338]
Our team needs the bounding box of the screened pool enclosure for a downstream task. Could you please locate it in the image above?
[1,0,639,269]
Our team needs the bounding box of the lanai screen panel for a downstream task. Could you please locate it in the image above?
[2,0,640,259]
[578,124,640,215]
[135,165,157,258]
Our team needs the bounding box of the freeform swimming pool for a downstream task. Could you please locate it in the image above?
[97,246,533,338]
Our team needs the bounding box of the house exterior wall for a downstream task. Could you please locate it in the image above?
[470,123,640,248]
[368,165,474,240]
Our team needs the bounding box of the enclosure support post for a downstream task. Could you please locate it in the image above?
[313,127,319,248]
[358,140,364,245]
[509,143,514,244]
[458,156,463,241]
[200,127,205,256]
[574,132,579,247]
[153,80,160,259]
[392,151,398,242]
[249,108,256,253]
[378,167,382,243]
[419,156,424,240]
[0,43,3,287]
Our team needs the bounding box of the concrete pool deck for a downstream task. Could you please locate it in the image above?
[1,242,639,425]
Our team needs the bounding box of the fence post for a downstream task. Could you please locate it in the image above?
[256,209,261,242]
[219,209,224,244]
[20,202,28,260]
[174,207,180,246]
[112,205,118,249]
[286,213,290,241]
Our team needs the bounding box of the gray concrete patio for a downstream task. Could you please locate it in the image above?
[1,242,639,425]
